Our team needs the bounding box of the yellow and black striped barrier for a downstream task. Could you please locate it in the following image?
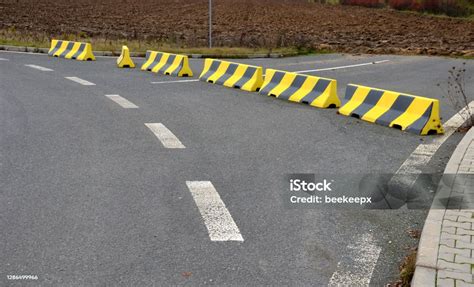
[199,59,263,92]
[259,69,340,108]
[48,39,95,61]
[141,51,193,77]
[338,84,444,135]
[117,46,135,68]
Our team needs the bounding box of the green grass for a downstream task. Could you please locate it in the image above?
[459,54,474,60]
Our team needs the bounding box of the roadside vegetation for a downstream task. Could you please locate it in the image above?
[390,229,421,286]
[1,0,473,58]
[439,63,474,131]
[314,0,474,17]
[0,29,318,58]
[397,248,418,286]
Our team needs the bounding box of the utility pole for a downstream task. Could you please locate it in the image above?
[209,0,212,48]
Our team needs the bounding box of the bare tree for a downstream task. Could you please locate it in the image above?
[439,62,473,129]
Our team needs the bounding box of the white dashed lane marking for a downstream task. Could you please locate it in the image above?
[186,181,244,242]
[145,123,185,149]
[390,100,474,188]
[151,79,200,84]
[64,76,96,86]
[0,57,9,61]
[328,101,474,286]
[105,95,138,109]
[25,64,54,71]
[328,233,381,286]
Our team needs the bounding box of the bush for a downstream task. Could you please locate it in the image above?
[340,0,384,7]
[388,0,471,16]
[388,0,412,9]
[338,0,472,16]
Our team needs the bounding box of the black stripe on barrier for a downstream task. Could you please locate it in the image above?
[169,61,184,76]
[350,90,384,119]
[71,43,85,59]
[214,63,238,85]
[375,95,415,127]
[342,85,358,105]
[59,42,74,57]
[200,61,222,81]
[405,104,433,134]
[278,75,307,100]
[161,55,177,74]
[233,67,256,89]
[148,53,164,71]
[260,71,285,95]
[300,79,331,104]
[145,51,151,61]
[49,41,63,56]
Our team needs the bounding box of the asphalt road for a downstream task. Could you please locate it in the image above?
[1,51,473,286]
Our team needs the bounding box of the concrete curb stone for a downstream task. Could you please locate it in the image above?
[413,127,474,286]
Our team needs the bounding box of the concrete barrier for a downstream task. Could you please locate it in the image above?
[48,40,95,61]
[117,46,135,68]
[141,51,193,77]
[199,59,263,92]
[259,69,340,108]
[339,84,444,135]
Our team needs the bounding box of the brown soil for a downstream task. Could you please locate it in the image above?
[1,0,473,56]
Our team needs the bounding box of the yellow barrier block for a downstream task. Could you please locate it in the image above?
[338,84,444,135]
[117,46,135,68]
[48,39,95,61]
[141,51,192,77]
[259,69,340,108]
[199,59,263,92]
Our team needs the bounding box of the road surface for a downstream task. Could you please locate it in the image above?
[1,51,472,286]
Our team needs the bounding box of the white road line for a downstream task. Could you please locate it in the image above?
[105,95,138,109]
[328,233,381,286]
[65,76,96,86]
[149,61,389,83]
[275,59,333,67]
[186,181,244,242]
[25,64,53,71]
[151,79,200,84]
[0,57,9,61]
[293,60,390,74]
[390,101,474,188]
[328,103,474,286]
[145,123,185,149]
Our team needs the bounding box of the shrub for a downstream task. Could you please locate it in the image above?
[388,0,471,16]
[338,0,472,16]
[340,0,384,7]
[388,0,413,10]
[440,63,474,129]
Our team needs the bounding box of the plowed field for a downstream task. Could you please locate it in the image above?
[1,0,473,56]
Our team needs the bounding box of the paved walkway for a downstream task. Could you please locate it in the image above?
[414,127,474,286]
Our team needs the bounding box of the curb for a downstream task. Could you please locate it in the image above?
[412,127,474,286]
[0,44,295,59]
[0,45,50,54]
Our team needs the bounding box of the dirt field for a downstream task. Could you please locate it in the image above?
[1,0,473,56]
